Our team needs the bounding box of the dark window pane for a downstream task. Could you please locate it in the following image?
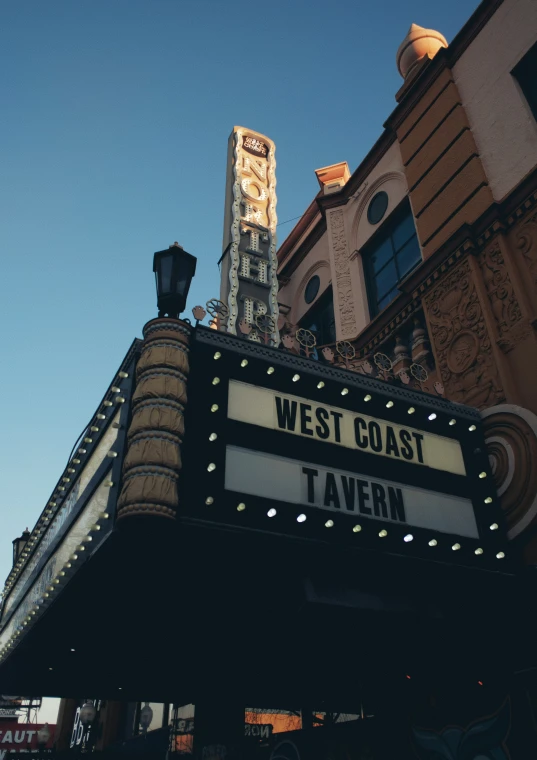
[513,41,537,121]
[392,212,416,251]
[367,191,389,225]
[300,288,335,349]
[396,236,421,278]
[371,237,394,273]
[374,259,398,301]
[304,275,320,304]
[377,287,399,312]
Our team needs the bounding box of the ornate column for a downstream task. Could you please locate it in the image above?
[117,318,190,522]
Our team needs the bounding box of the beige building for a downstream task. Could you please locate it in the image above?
[276,0,537,561]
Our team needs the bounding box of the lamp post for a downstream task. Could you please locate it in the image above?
[153,243,197,318]
[79,701,97,753]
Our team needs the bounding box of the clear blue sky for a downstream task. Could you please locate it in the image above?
[0,0,479,586]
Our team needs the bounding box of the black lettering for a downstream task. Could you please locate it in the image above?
[388,487,406,522]
[300,403,313,436]
[412,432,425,463]
[302,467,318,503]
[275,397,297,431]
[385,426,400,457]
[399,429,414,460]
[324,472,340,509]
[330,411,343,443]
[368,421,383,452]
[354,417,368,449]
[341,476,355,511]
[315,407,330,439]
[371,482,388,518]
[356,479,371,514]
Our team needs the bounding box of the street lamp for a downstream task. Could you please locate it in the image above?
[12,529,30,566]
[153,243,197,318]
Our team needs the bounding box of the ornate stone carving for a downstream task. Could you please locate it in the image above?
[478,242,526,352]
[514,210,537,288]
[424,258,503,409]
[482,404,537,540]
[328,209,357,340]
[118,318,190,522]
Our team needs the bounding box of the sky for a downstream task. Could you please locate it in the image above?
[1,0,480,711]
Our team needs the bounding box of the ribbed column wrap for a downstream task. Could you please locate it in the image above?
[117,318,190,521]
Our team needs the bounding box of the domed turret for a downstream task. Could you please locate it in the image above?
[396,23,448,79]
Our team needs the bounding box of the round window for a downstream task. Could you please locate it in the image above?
[304,275,320,304]
[367,191,389,225]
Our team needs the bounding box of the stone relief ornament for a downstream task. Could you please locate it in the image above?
[515,209,537,288]
[192,305,207,323]
[328,209,357,340]
[424,258,503,409]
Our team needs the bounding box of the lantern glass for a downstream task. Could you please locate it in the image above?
[153,245,197,318]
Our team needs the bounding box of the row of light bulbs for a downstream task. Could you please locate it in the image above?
[2,371,128,597]
[202,496,506,560]
[212,352,480,431]
[208,353,505,560]
[0,512,112,661]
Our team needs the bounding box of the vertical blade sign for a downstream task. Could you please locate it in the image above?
[220,127,279,345]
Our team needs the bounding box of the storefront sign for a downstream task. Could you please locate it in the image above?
[225,446,478,537]
[220,127,279,345]
[0,722,55,756]
[228,381,466,476]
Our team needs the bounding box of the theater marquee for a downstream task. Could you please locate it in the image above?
[181,328,509,567]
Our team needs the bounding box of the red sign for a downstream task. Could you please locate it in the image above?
[0,723,55,756]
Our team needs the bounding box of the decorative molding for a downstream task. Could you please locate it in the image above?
[350,171,408,250]
[117,318,191,522]
[327,208,358,341]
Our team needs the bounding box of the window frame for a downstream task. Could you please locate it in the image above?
[298,286,336,348]
[512,41,537,122]
[361,199,421,318]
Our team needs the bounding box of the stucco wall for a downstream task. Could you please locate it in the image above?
[453,0,537,201]
[278,230,331,327]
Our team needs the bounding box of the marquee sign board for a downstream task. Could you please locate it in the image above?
[181,328,509,570]
[220,126,279,345]
[0,342,138,663]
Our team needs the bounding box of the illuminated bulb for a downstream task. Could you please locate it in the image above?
[67,468,75,473]
[496,551,505,559]
[209,433,217,442]
[119,371,129,378]
[212,377,220,385]
[469,424,477,431]
[104,480,114,487]
[379,529,388,538]
[408,407,415,414]
[97,414,106,420]
[205,497,214,505]
[364,394,372,402]
[484,497,493,504]
[100,512,110,519]
[240,359,248,367]
[213,352,221,360]
[211,404,219,412]
[403,534,413,542]
[386,400,394,408]
[107,451,118,458]
[47,586,54,592]
[78,545,85,551]
[90,524,101,531]
[62,477,70,483]
[207,463,216,472]
[104,401,113,407]
[44,593,49,598]
[59,571,65,576]
[84,437,93,444]
[78,448,87,454]
[452,543,461,551]
[116,396,126,403]
[479,472,487,479]
[297,514,306,523]
[267,367,275,374]
[237,503,246,512]
[429,539,438,547]
[341,388,349,396]
[353,525,362,533]
[90,426,99,432]
[71,554,78,561]
[53,579,60,584]
[65,563,72,569]
[111,386,121,393]
[428,413,437,421]
[475,548,483,555]
[325,519,334,528]
[292,374,300,382]
[58,487,65,492]
[267,508,277,518]
[449,419,456,426]
[317,381,325,389]
[490,523,498,531]
[49,501,57,507]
